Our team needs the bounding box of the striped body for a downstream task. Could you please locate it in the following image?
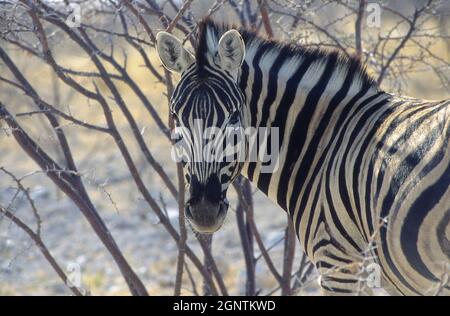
[237,32,450,295]
[156,20,450,295]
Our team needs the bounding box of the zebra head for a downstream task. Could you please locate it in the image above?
[156,28,247,233]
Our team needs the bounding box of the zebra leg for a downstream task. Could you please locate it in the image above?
[317,263,372,296]
[312,221,377,295]
[315,254,379,295]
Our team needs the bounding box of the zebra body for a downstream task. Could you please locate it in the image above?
[156,20,450,295]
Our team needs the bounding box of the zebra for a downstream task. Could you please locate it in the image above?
[155,19,450,295]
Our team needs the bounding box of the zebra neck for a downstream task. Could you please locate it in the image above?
[238,53,382,215]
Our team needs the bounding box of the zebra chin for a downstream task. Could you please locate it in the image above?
[185,198,229,234]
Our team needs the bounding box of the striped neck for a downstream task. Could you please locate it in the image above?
[237,40,382,214]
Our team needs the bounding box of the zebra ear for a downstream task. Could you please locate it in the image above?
[217,30,245,73]
[156,31,194,73]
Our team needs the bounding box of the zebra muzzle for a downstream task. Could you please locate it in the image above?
[185,198,228,233]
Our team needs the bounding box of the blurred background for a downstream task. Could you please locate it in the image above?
[0,0,449,295]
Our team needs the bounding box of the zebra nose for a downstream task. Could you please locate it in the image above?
[185,198,228,233]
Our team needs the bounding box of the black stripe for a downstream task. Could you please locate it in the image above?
[303,180,323,255]
[312,238,330,255]
[398,126,449,282]
[325,252,354,264]
[297,94,387,252]
[291,89,377,236]
[271,58,315,207]
[376,123,447,289]
[254,50,295,194]
[258,49,290,128]
[346,100,415,294]
[321,285,354,294]
[238,62,250,98]
[374,103,449,200]
[325,276,358,284]
[349,97,393,236]
[312,206,325,239]
[245,42,272,180]
[316,260,352,274]
[283,61,355,251]
[317,95,392,256]
[277,54,338,210]
[324,181,364,254]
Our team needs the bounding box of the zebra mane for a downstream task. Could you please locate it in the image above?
[195,18,378,90]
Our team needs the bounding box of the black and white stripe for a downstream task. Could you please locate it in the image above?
[166,20,450,295]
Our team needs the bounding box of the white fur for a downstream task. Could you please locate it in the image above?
[156,31,194,73]
[217,30,246,76]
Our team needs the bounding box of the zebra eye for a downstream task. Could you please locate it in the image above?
[228,111,240,125]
